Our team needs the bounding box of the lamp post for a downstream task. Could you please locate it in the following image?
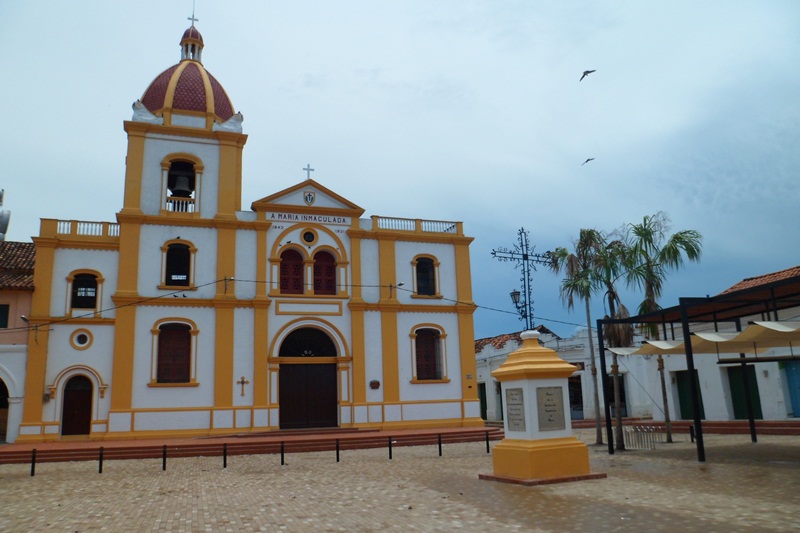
[492,228,551,332]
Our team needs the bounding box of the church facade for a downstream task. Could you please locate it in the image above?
[16,26,480,442]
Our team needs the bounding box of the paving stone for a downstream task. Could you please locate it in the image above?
[1,433,798,532]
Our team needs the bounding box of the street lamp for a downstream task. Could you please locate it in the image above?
[509,289,532,331]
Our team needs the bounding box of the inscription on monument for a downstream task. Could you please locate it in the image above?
[505,387,526,432]
[536,386,566,431]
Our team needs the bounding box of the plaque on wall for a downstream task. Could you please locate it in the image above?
[536,386,566,431]
[505,387,526,432]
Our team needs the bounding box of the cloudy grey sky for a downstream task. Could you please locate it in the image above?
[1,1,798,339]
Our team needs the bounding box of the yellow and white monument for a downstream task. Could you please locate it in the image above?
[480,330,606,485]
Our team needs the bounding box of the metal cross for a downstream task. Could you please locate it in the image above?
[491,227,552,331]
[303,164,314,180]
[188,0,199,25]
[237,376,250,397]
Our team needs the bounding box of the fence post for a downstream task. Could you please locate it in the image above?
[438,434,442,457]
[99,447,104,474]
[486,431,490,454]
[280,441,285,466]
[336,439,340,463]
[30,449,36,477]
[162,445,167,471]
[388,437,393,460]
[223,443,227,469]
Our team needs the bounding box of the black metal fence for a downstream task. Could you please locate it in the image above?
[3,430,502,477]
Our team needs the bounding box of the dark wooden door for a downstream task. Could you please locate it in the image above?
[676,370,705,420]
[279,364,337,429]
[728,365,763,420]
[62,376,92,436]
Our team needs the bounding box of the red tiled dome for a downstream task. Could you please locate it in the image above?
[182,26,203,44]
[138,27,235,128]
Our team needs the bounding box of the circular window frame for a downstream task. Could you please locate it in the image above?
[301,228,318,246]
[70,329,93,351]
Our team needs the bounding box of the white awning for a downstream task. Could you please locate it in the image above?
[606,321,800,356]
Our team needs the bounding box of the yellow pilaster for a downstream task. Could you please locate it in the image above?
[216,132,247,216]
[214,223,237,407]
[454,241,479,409]
[253,216,270,407]
[349,235,366,403]
[121,122,147,214]
[252,302,270,407]
[19,236,56,432]
[214,302,235,406]
[109,220,142,411]
[378,238,399,403]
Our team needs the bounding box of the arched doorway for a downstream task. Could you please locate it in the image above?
[0,379,8,442]
[278,328,338,429]
[61,375,93,436]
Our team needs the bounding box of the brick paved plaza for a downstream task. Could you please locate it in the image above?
[1,432,798,532]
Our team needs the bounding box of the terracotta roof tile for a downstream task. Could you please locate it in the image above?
[474,325,558,352]
[0,241,35,290]
[720,265,800,294]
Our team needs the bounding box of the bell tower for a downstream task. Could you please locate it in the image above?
[119,24,246,220]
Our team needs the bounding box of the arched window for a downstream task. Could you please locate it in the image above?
[279,327,337,357]
[313,251,336,295]
[414,256,437,296]
[165,243,191,287]
[156,323,192,383]
[415,328,442,380]
[71,273,98,309]
[166,161,196,213]
[280,249,304,294]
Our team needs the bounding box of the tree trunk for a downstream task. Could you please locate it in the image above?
[584,297,603,445]
[607,290,625,451]
[658,354,673,443]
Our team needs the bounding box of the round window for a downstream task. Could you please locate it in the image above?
[70,329,93,350]
[303,231,315,243]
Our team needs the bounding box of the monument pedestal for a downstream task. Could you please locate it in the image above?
[480,330,606,486]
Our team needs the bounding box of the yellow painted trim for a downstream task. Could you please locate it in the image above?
[267,317,351,359]
[378,238,400,402]
[252,178,365,217]
[275,300,343,316]
[253,304,270,406]
[121,124,146,214]
[350,234,366,403]
[21,237,56,426]
[217,135,245,214]
[147,381,200,388]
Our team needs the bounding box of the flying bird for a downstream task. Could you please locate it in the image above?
[582,158,595,165]
[579,69,596,81]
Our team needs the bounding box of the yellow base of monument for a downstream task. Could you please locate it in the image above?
[479,437,606,486]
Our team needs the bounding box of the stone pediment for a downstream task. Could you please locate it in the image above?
[251,179,364,218]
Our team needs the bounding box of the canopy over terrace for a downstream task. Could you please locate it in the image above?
[596,268,800,462]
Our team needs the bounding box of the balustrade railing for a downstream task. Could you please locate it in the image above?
[372,216,462,235]
[53,220,119,238]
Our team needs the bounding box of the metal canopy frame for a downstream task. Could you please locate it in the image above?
[595,273,800,462]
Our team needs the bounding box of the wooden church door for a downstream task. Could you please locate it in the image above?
[61,375,93,436]
[278,328,338,429]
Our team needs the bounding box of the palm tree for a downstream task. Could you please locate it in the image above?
[624,212,703,443]
[549,228,605,445]
[594,236,634,450]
